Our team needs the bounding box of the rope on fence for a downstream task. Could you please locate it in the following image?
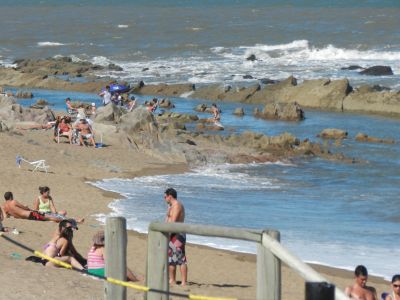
[0,233,236,300]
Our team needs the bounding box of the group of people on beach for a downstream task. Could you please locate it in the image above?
[3,183,400,295]
[50,98,97,147]
[345,265,400,300]
[1,187,187,286]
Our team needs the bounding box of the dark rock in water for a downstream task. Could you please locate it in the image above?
[371,85,391,92]
[359,66,393,76]
[243,75,254,79]
[341,65,363,70]
[355,132,395,144]
[254,102,305,121]
[108,63,123,71]
[246,54,257,61]
[16,91,33,98]
[259,78,279,85]
[159,98,175,109]
[317,128,348,139]
[142,68,150,72]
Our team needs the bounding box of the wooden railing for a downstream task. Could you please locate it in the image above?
[144,222,350,300]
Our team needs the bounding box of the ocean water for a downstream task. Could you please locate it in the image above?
[0,1,399,89]
[87,92,400,280]
[3,0,400,280]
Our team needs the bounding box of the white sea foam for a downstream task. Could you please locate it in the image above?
[37,41,65,47]
[91,56,112,66]
[117,24,129,28]
[74,39,400,89]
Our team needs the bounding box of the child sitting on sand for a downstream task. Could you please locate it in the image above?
[87,231,141,281]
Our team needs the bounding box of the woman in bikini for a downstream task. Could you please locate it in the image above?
[43,222,84,270]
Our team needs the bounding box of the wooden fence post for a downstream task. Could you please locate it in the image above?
[146,227,169,300]
[257,230,281,300]
[105,217,127,300]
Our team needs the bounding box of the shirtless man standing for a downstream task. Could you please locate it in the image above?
[164,188,187,286]
[345,265,377,300]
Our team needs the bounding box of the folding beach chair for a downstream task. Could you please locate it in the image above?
[16,155,49,173]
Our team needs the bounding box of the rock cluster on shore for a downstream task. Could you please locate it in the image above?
[1,57,399,117]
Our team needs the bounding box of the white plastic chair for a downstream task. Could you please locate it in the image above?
[16,155,49,173]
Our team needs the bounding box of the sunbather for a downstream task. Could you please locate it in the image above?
[54,116,73,144]
[33,186,66,217]
[16,121,56,130]
[3,191,84,224]
[75,119,96,148]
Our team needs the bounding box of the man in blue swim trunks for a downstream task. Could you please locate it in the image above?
[164,188,187,286]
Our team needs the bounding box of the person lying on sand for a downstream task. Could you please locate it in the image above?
[345,265,377,300]
[3,191,84,224]
[16,121,56,130]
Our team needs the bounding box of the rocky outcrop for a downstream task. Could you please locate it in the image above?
[94,103,126,123]
[343,88,400,115]
[355,133,395,144]
[189,77,352,111]
[15,91,33,98]
[157,112,199,124]
[132,83,195,97]
[0,95,54,128]
[341,65,363,70]
[158,98,175,109]
[254,102,304,121]
[190,84,225,100]
[196,123,224,131]
[359,66,393,76]
[317,129,348,139]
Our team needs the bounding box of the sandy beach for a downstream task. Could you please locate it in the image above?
[0,127,390,300]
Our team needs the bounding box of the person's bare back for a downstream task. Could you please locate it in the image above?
[3,199,31,219]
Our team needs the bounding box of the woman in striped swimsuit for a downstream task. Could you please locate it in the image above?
[87,231,141,281]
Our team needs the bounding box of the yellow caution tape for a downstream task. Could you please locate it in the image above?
[106,277,149,292]
[1,234,236,300]
[33,250,73,269]
[189,294,237,300]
